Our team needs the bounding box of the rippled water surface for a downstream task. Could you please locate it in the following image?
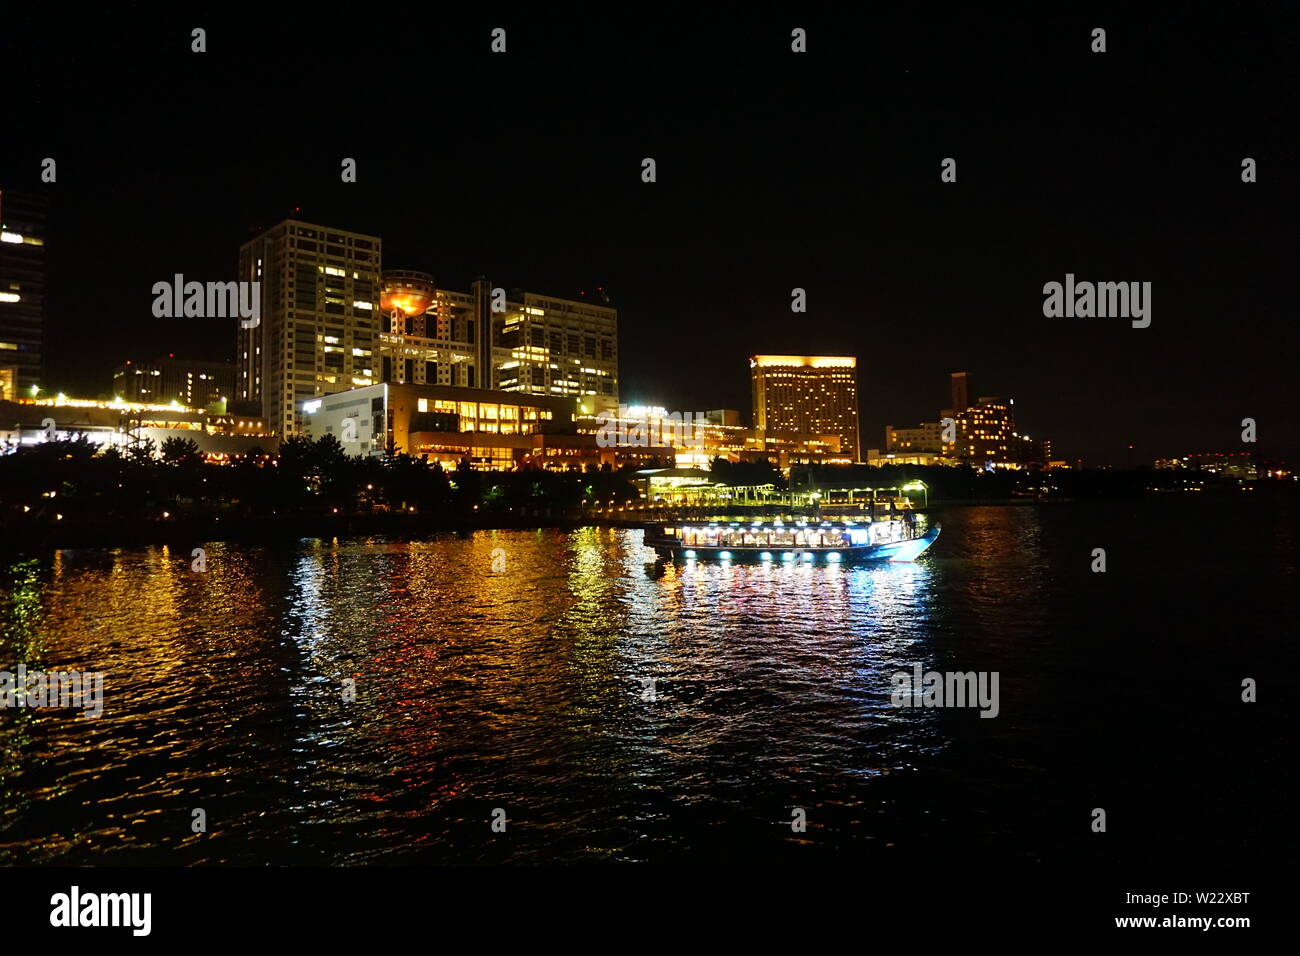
[2,502,1296,865]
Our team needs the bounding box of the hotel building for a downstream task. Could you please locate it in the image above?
[0,190,48,396]
[750,355,860,462]
[942,395,1015,465]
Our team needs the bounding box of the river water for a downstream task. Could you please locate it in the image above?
[2,501,1296,865]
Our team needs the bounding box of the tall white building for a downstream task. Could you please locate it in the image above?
[237,220,383,436]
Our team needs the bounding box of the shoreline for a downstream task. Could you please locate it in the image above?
[0,491,1269,553]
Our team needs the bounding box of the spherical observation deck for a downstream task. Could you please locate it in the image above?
[380,270,436,317]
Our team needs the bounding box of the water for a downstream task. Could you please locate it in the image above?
[2,501,1296,865]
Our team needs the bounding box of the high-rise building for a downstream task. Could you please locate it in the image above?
[113,356,236,407]
[492,290,618,414]
[750,355,860,461]
[942,395,1016,465]
[0,190,49,395]
[237,220,383,436]
[950,371,970,415]
[936,373,1054,468]
[378,275,620,413]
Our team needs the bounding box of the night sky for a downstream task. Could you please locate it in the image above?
[5,8,1297,464]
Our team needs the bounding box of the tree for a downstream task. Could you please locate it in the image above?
[160,436,201,464]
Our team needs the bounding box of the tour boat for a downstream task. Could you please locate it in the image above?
[643,517,941,564]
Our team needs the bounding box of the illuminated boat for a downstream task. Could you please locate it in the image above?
[643,518,940,564]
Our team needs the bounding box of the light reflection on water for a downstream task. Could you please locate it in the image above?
[1,502,1294,865]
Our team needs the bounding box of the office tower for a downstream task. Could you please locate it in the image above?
[950,371,970,415]
[113,356,236,407]
[237,220,383,436]
[0,189,49,395]
[377,276,619,412]
[491,289,619,414]
[750,355,860,461]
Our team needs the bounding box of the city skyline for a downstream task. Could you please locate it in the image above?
[0,200,1281,468]
[4,8,1296,468]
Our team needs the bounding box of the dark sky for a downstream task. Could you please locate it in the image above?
[5,7,1298,464]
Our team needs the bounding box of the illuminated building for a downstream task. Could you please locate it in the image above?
[377,271,480,389]
[112,357,235,408]
[376,272,619,413]
[237,219,383,437]
[1177,452,1259,480]
[575,404,845,470]
[886,422,944,455]
[0,190,48,394]
[382,278,619,410]
[301,382,585,470]
[492,290,618,414]
[942,395,1015,465]
[0,395,273,456]
[936,373,1052,468]
[750,355,860,461]
[865,449,949,466]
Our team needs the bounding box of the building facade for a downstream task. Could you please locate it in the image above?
[0,190,48,395]
[237,220,383,437]
[367,270,620,417]
[376,271,479,389]
[750,355,860,462]
[885,421,944,454]
[113,357,236,407]
[942,395,1016,465]
[493,291,618,414]
[302,382,580,469]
